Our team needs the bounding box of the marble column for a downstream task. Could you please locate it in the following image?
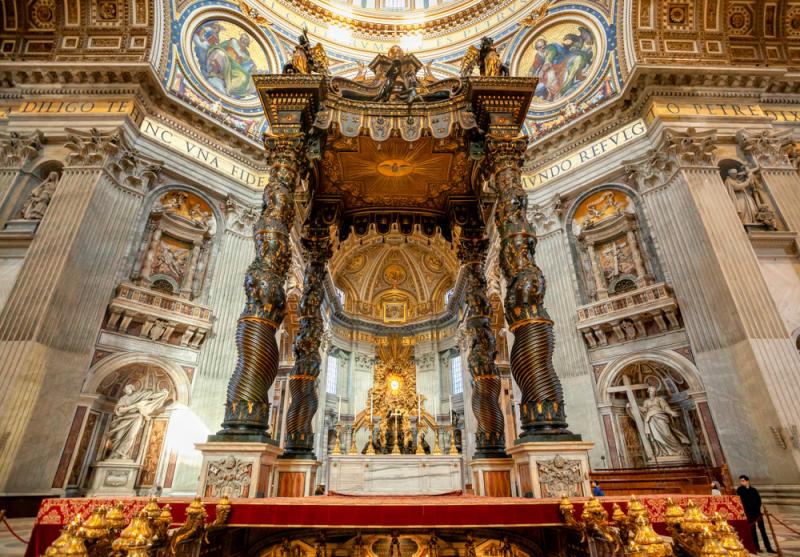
[216,137,306,439]
[487,135,579,441]
[170,199,258,492]
[0,131,44,214]
[0,128,161,492]
[453,204,507,458]
[283,208,334,458]
[627,128,800,481]
[738,129,800,234]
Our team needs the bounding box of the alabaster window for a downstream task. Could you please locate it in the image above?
[450,355,463,395]
[326,355,339,394]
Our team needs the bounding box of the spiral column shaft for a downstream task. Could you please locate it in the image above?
[283,211,334,458]
[456,216,508,458]
[217,138,304,439]
[487,136,577,440]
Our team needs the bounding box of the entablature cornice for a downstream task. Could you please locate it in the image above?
[525,65,800,174]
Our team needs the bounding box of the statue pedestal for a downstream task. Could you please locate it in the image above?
[274,458,320,496]
[196,441,283,498]
[508,441,594,498]
[470,458,516,497]
[86,460,141,496]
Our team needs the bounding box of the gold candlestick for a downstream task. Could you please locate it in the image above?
[415,428,425,455]
[432,427,442,455]
[365,424,376,455]
[391,426,401,455]
[332,425,343,455]
[349,428,357,455]
[448,426,459,455]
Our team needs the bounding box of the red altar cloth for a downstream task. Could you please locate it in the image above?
[25,494,752,557]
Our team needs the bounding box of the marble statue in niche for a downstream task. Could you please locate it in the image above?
[629,386,691,459]
[19,171,59,221]
[722,162,777,230]
[106,384,170,460]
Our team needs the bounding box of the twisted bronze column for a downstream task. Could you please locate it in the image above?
[282,211,332,458]
[487,136,578,440]
[456,212,508,458]
[217,137,305,439]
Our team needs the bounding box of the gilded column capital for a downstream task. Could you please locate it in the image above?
[0,130,44,169]
[485,135,528,174]
[737,129,795,170]
[65,128,162,191]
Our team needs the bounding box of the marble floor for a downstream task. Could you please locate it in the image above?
[0,509,799,556]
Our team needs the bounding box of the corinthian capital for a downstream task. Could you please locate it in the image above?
[65,128,162,190]
[224,195,259,235]
[737,129,794,169]
[625,128,716,191]
[0,130,44,168]
[664,128,717,168]
[527,195,563,236]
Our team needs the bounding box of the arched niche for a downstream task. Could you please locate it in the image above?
[596,351,723,470]
[566,186,661,303]
[64,353,192,494]
[718,157,780,231]
[1,160,63,231]
[131,188,218,300]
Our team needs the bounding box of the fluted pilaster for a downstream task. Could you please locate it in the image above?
[487,136,578,441]
[627,128,800,479]
[170,199,259,491]
[0,128,161,491]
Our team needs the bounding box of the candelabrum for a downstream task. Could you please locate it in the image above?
[391,424,402,455]
[432,427,442,455]
[415,428,426,455]
[332,425,343,455]
[448,426,459,456]
[366,424,376,455]
[349,427,357,455]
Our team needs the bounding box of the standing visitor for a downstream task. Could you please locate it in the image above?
[737,475,776,553]
[591,480,604,497]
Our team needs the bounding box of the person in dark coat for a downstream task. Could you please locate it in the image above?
[737,474,776,553]
[591,480,604,497]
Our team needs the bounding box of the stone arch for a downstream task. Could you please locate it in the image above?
[127,184,223,302]
[596,350,704,404]
[595,350,724,469]
[83,352,191,405]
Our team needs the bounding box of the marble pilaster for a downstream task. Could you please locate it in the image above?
[170,198,259,493]
[527,197,607,467]
[0,127,161,492]
[627,128,800,481]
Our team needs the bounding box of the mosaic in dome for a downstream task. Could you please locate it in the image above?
[189,20,269,102]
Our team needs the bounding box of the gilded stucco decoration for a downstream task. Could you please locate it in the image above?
[330,229,457,325]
